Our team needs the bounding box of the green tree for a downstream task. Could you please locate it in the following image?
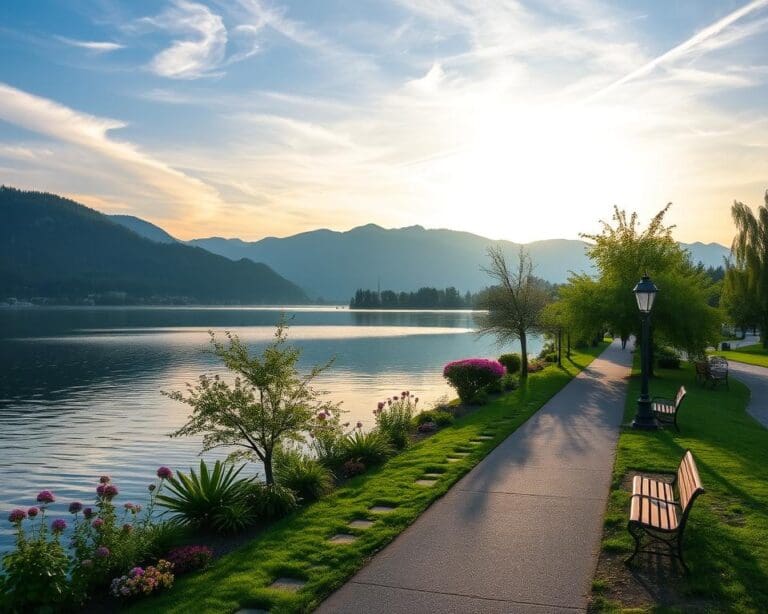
[165,317,339,484]
[475,247,551,378]
[559,205,720,357]
[722,264,760,338]
[731,191,768,347]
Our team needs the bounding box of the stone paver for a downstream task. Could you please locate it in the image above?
[269,577,305,591]
[329,533,358,544]
[370,506,395,513]
[349,519,375,529]
[726,361,768,428]
[317,340,632,613]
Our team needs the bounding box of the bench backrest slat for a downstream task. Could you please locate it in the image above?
[677,450,704,513]
[675,386,686,408]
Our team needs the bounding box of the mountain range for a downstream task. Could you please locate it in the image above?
[108,215,731,301]
[0,187,307,304]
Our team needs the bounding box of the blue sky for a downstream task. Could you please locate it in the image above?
[1,1,767,243]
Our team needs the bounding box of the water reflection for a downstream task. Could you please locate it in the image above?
[0,307,542,551]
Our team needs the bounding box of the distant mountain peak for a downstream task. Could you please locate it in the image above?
[110,214,177,244]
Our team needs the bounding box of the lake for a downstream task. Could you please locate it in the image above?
[0,306,543,551]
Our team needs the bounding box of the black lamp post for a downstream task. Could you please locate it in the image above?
[632,274,659,430]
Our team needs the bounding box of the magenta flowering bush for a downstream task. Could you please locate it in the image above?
[165,545,213,574]
[443,358,506,403]
[1,466,177,610]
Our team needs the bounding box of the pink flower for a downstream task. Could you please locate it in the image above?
[36,490,55,504]
[83,507,94,519]
[96,485,105,496]
[95,546,110,558]
[27,507,39,518]
[387,399,392,406]
[415,397,419,404]
[157,466,173,480]
[92,518,104,529]
[8,509,26,523]
[124,502,136,512]
[356,421,363,429]
[131,567,144,577]
[377,402,385,410]
[103,484,119,499]
[68,501,83,514]
[317,412,326,421]
[443,358,505,378]
[51,518,67,533]
[99,475,111,484]
[122,523,133,533]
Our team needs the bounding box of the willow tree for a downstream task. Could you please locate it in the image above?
[731,192,768,347]
[475,247,550,378]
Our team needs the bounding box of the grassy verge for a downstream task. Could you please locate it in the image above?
[129,343,608,614]
[591,358,768,612]
[713,343,768,368]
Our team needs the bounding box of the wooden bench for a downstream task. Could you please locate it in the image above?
[695,358,729,389]
[651,386,686,432]
[626,450,705,572]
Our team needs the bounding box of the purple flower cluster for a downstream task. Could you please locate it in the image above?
[36,490,55,504]
[156,466,173,480]
[165,545,214,574]
[51,518,67,533]
[8,509,26,523]
[443,358,506,378]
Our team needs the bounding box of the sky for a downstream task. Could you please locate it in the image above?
[0,1,767,244]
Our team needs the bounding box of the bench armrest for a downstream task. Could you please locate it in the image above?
[651,396,674,404]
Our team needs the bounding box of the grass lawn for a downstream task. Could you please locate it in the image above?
[713,344,768,368]
[129,343,608,614]
[591,359,768,612]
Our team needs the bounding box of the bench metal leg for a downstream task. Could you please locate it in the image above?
[625,523,690,573]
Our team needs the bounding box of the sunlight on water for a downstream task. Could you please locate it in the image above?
[0,307,542,550]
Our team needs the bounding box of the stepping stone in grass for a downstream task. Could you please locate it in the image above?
[415,479,438,487]
[451,452,470,457]
[348,519,375,529]
[329,533,357,544]
[370,505,395,513]
[269,578,306,591]
[446,457,462,463]
[473,435,494,440]
[423,473,443,478]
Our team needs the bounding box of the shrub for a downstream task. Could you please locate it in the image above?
[1,505,70,611]
[537,342,556,360]
[417,422,437,433]
[339,430,394,466]
[374,392,417,449]
[656,347,681,369]
[246,483,298,521]
[1,469,176,610]
[156,460,254,534]
[443,359,505,403]
[543,352,557,363]
[527,360,546,373]
[110,560,174,599]
[501,373,518,391]
[165,545,213,575]
[274,447,334,503]
[414,410,454,427]
[485,379,503,393]
[469,390,489,405]
[498,353,521,374]
[341,459,366,478]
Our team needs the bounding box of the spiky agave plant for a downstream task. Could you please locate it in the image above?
[156,460,254,534]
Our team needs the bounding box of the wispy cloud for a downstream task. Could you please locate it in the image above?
[589,0,768,100]
[56,36,125,53]
[0,81,224,223]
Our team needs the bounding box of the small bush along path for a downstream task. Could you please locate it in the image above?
[713,343,768,368]
[591,359,768,612]
[130,343,608,614]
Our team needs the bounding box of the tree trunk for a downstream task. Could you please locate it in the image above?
[263,452,274,485]
[520,332,528,379]
[566,333,571,358]
[557,328,562,366]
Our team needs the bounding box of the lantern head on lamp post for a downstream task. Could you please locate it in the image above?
[632,274,659,429]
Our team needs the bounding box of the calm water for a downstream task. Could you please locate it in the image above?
[0,306,542,551]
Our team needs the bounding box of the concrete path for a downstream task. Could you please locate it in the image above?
[727,361,768,428]
[317,341,633,613]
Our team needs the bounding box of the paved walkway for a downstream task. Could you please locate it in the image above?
[727,361,768,428]
[317,340,633,613]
